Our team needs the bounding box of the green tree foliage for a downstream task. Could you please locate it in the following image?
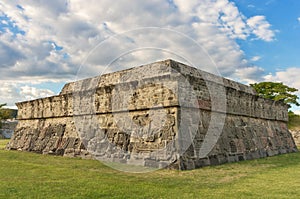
[0,103,7,128]
[0,103,7,118]
[0,103,18,129]
[0,103,10,120]
[250,82,300,108]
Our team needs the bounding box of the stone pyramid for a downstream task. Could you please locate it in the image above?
[7,60,297,170]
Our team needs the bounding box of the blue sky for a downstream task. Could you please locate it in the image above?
[0,0,299,113]
[233,0,300,73]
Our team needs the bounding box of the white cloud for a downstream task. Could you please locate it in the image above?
[250,56,261,62]
[20,86,55,101]
[1,19,8,25]
[0,82,23,109]
[298,17,300,23]
[0,80,64,108]
[247,15,275,41]
[0,82,21,101]
[0,83,54,108]
[0,0,276,78]
[234,66,265,84]
[0,0,277,106]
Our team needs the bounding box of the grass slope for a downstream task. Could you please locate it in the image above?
[289,114,300,130]
[1,139,300,199]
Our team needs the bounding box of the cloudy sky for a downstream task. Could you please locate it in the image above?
[0,0,299,113]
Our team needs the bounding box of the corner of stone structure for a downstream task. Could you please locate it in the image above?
[164,58,183,71]
[15,101,22,110]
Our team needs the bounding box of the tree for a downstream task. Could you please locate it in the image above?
[0,103,17,129]
[0,104,17,119]
[0,103,7,128]
[250,82,300,108]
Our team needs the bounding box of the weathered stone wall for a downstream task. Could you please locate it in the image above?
[179,110,295,169]
[7,59,297,170]
[8,63,181,166]
[168,61,295,169]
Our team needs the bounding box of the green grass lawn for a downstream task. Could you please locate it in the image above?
[1,139,300,199]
